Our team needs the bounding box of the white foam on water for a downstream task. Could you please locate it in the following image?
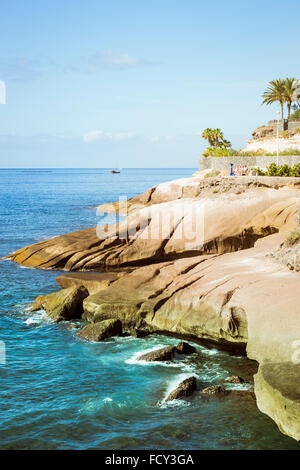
[24,309,52,326]
[125,346,167,364]
[80,397,104,414]
[225,382,253,392]
[125,346,194,369]
[196,344,220,356]
[159,372,198,408]
[80,396,137,416]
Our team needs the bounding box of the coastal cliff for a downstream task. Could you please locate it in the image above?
[242,134,300,154]
[7,174,300,441]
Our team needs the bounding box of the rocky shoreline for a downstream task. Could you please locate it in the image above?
[8,173,300,441]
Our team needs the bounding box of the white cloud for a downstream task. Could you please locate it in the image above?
[85,50,150,70]
[150,134,182,143]
[83,130,136,143]
[83,130,104,142]
[0,57,41,82]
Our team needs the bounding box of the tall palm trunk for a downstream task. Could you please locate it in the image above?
[281,101,284,120]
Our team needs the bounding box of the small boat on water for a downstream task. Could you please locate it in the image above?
[110,168,122,174]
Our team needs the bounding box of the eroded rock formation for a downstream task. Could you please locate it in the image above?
[9,175,300,441]
[7,180,300,271]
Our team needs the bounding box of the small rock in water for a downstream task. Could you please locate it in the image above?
[201,385,229,396]
[138,346,176,362]
[77,319,123,342]
[166,377,197,402]
[130,328,149,338]
[176,342,196,355]
[224,375,245,384]
[30,286,89,322]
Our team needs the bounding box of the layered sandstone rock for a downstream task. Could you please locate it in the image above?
[81,232,300,362]
[56,272,126,294]
[7,184,300,271]
[98,176,300,215]
[254,363,300,441]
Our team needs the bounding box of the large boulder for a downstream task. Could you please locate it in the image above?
[30,286,89,322]
[254,362,300,441]
[252,125,274,139]
[176,342,196,355]
[77,319,123,342]
[138,346,176,362]
[166,377,197,402]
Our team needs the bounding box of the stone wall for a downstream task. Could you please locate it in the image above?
[198,155,300,172]
[268,119,300,134]
[268,119,286,133]
[287,120,300,133]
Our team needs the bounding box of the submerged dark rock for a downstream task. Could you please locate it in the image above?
[224,375,245,384]
[138,346,176,362]
[201,385,229,396]
[166,377,197,402]
[77,319,123,342]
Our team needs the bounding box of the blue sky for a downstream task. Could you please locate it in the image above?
[0,0,299,168]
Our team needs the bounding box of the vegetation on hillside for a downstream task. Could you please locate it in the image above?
[290,109,300,120]
[201,128,232,156]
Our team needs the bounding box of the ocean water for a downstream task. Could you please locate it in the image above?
[0,168,299,450]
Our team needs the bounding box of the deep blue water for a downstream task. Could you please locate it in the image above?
[1,168,299,450]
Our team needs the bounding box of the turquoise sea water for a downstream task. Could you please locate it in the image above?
[1,168,300,450]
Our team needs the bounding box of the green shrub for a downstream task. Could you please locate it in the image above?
[290,109,300,120]
[266,163,279,176]
[280,130,289,138]
[211,149,300,157]
[290,163,300,177]
[254,167,266,176]
[277,149,300,156]
[262,163,300,177]
[278,164,292,176]
[286,229,300,246]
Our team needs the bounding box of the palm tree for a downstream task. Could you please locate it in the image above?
[201,128,219,147]
[201,128,231,148]
[284,77,298,119]
[262,79,286,120]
